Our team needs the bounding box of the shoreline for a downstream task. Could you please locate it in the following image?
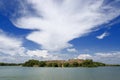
[1,59,120,67]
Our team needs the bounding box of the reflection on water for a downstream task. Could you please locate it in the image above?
[0,66,120,80]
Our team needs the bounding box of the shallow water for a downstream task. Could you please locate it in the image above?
[0,66,120,80]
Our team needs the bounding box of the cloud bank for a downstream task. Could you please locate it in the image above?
[0,33,24,56]
[0,31,120,63]
[77,52,120,64]
[11,0,120,51]
[0,31,62,63]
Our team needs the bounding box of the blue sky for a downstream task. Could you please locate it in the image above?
[0,0,120,64]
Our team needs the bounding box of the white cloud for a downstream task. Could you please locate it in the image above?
[1,0,120,63]
[11,0,120,51]
[0,32,120,64]
[77,54,92,60]
[26,50,54,59]
[67,48,77,53]
[27,50,49,58]
[26,49,63,60]
[0,34,26,56]
[77,51,120,64]
[96,32,109,39]
[0,32,63,62]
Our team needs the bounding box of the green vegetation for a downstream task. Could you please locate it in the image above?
[22,60,40,67]
[106,64,120,66]
[22,59,106,67]
[0,63,22,66]
[81,60,105,67]
[63,62,69,67]
[0,59,120,67]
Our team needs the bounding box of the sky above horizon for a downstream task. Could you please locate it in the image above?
[0,0,120,64]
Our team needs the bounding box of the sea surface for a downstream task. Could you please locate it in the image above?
[0,66,120,80]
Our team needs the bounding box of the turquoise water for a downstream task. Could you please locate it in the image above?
[0,66,120,80]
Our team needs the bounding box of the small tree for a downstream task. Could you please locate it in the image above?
[63,62,69,67]
[52,63,58,67]
[72,62,79,67]
[39,61,46,67]
[46,63,52,67]
[23,59,40,67]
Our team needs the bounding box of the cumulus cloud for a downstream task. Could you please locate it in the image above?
[67,48,78,53]
[77,51,120,64]
[0,32,62,62]
[0,33,25,56]
[27,50,49,58]
[0,33,30,62]
[0,31,120,63]
[77,54,92,60]
[11,0,120,51]
[96,32,109,39]
[26,50,61,60]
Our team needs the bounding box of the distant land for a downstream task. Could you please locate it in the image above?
[0,59,120,67]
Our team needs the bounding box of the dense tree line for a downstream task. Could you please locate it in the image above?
[1,59,120,67]
[22,59,106,67]
[0,63,22,66]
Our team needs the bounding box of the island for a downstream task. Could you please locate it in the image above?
[0,59,120,67]
[0,59,113,67]
[22,59,106,67]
